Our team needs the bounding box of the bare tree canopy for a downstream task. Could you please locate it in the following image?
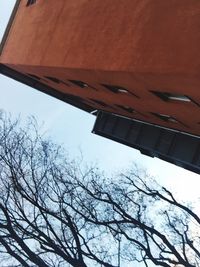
[0,111,199,267]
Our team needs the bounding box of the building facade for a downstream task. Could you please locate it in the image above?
[1,0,200,173]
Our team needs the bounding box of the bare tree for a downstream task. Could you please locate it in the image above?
[69,168,200,267]
[0,111,199,267]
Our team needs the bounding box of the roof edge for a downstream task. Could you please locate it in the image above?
[0,0,21,56]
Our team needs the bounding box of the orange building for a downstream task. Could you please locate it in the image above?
[1,0,200,173]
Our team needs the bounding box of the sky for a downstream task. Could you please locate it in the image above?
[0,1,200,203]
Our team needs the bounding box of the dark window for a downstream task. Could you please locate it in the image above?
[151,112,178,123]
[27,73,41,80]
[26,0,36,6]
[44,76,69,86]
[151,91,191,102]
[101,84,138,97]
[101,84,128,93]
[151,90,200,108]
[116,104,135,113]
[90,99,107,107]
[68,80,91,88]
[65,94,84,103]
[45,76,60,83]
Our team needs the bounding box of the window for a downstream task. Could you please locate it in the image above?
[102,84,128,93]
[151,91,191,102]
[101,84,139,97]
[101,84,128,93]
[26,0,36,6]
[68,80,90,88]
[167,95,191,102]
[44,76,69,86]
[27,73,41,80]
[65,94,84,103]
[151,112,178,123]
[45,76,60,83]
[90,99,107,107]
[116,104,136,113]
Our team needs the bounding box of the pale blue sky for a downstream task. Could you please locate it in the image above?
[0,0,199,204]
